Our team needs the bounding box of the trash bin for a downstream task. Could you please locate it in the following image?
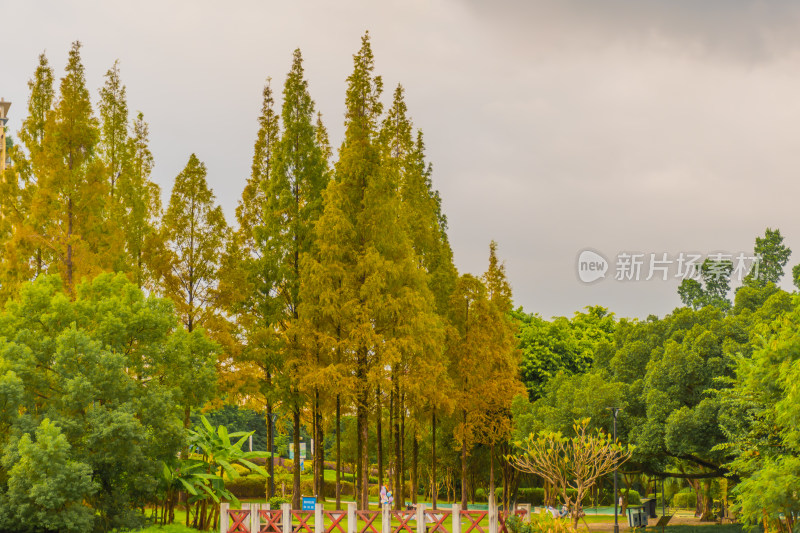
[626,506,648,528]
[642,498,658,518]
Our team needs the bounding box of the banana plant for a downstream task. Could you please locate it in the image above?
[183,416,270,530]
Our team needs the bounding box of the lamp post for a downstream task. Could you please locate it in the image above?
[607,407,623,533]
[0,99,10,173]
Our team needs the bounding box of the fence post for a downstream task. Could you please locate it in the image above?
[347,502,357,533]
[252,503,261,533]
[283,503,292,533]
[416,504,426,533]
[489,499,498,533]
[451,504,461,533]
[220,502,229,533]
[381,504,390,533]
[316,503,325,533]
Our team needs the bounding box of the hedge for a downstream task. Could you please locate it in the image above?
[493,487,640,506]
[226,475,268,499]
[672,492,697,509]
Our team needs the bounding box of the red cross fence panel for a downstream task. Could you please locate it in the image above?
[259,509,283,533]
[356,510,380,533]
[324,510,347,533]
[292,510,314,533]
[391,510,416,533]
[228,509,251,533]
[424,509,452,533]
[461,510,487,533]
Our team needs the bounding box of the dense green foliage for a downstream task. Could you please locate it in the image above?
[0,274,217,532]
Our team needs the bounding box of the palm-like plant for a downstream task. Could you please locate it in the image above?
[168,416,270,530]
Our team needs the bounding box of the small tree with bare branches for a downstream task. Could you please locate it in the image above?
[507,418,634,529]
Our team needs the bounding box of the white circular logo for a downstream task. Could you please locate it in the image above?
[577,249,608,283]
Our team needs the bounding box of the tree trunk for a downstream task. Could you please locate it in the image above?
[312,394,318,498]
[461,410,468,510]
[355,381,362,505]
[489,443,495,512]
[66,197,73,289]
[412,430,419,504]
[293,404,301,509]
[359,395,369,509]
[400,391,406,507]
[316,387,324,502]
[393,369,402,510]
[336,394,342,508]
[267,399,274,498]
[700,479,713,521]
[432,409,437,510]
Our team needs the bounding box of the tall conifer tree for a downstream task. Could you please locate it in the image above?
[159,154,227,337]
[234,78,282,496]
[118,112,161,288]
[0,54,55,300]
[98,60,129,198]
[34,41,108,291]
[305,33,440,509]
[263,49,329,509]
[379,84,456,508]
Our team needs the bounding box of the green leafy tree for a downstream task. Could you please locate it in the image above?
[0,273,216,531]
[743,228,791,287]
[2,419,97,533]
[515,306,615,400]
[718,294,800,531]
[678,279,704,310]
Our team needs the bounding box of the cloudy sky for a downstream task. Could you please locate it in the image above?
[3,0,800,319]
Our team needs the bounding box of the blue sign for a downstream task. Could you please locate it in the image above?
[302,497,316,511]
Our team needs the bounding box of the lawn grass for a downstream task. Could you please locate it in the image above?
[130,525,196,533]
[644,526,744,533]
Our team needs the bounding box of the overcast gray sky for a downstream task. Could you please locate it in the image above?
[4,0,800,319]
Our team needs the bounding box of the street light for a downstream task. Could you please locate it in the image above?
[606,407,623,533]
[0,99,11,173]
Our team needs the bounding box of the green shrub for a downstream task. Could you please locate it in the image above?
[671,492,696,509]
[269,495,290,508]
[226,475,268,499]
[475,488,487,502]
[623,490,641,506]
[496,487,632,506]
[507,510,577,533]
[516,488,545,505]
[323,480,355,498]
